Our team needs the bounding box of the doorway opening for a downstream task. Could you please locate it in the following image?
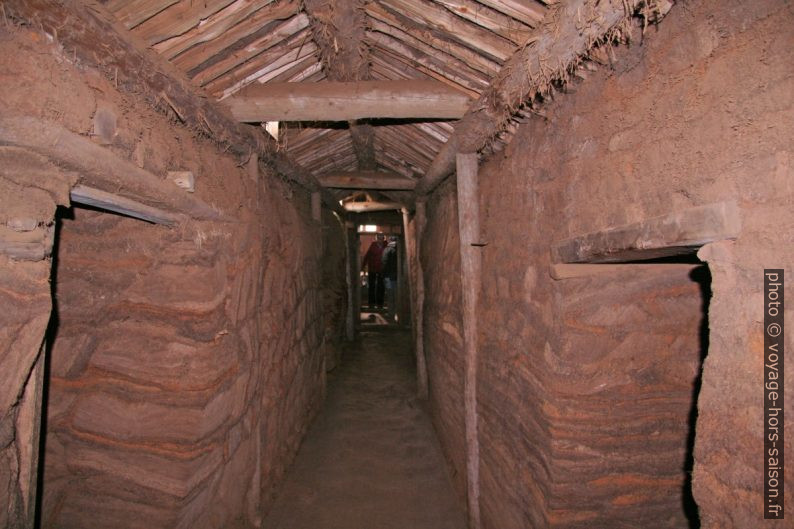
[357,219,406,327]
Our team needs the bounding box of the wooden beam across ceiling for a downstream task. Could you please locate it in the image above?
[343,200,403,212]
[224,80,472,122]
[317,171,417,190]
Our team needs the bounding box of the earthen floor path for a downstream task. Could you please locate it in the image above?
[262,329,466,529]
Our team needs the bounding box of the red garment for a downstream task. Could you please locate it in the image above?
[362,240,386,273]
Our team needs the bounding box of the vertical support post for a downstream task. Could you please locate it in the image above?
[311,191,322,222]
[413,201,429,399]
[402,207,417,338]
[353,229,361,324]
[456,152,481,529]
[345,221,356,341]
[402,208,413,287]
[397,232,409,326]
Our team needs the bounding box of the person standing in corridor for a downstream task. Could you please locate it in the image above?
[361,233,386,308]
[381,236,399,323]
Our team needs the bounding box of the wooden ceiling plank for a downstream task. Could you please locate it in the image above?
[290,130,349,158]
[472,0,547,25]
[367,35,486,97]
[376,152,415,178]
[431,0,533,44]
[106,0,179,30]
[381,119,436,146]
[284,128,337,154]
[268,57,323,83]
[134,0,238,46]
[190,15,310,87]
[366,32,491,89]
[298,143,357,169]
[295,147,352,170]
[153,0,275,60]
[251,53,322,85]
[378,0,514,61]
[375,138,427,170]
[376,130,432,168]
[172,0,300,72]
[369,52,430,81]
[292,128,352,152]
[225,80,472,122]
[287,62,324,82]
[207,37,318,97]
[300,70,326,83]
[398,128,446,158]
[367,12,501,77]
[379,127,436,158]
[370,65,406,82]
[379,126,437,161]
[376,141,420,170]
[414,121,452,143]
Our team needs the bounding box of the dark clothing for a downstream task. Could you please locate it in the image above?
[381,244,398,280]
[367,271,385,307]
[382,242,398,321]
[362,240,386,307]
[362,240,386,273]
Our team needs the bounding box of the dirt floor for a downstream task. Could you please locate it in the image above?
[262,328,466,529]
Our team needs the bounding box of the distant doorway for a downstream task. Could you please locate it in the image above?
[357,222,406,327]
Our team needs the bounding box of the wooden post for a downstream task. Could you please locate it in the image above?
[311,191,322,222]
[397,235,410,326]
[345,222,356,341]
[456,152,481,529]
[353,229,361,326]
[402,207,416,330]
[413,202,429,400]
[225,80,471,122]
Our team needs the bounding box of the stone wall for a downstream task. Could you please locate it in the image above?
[0,25,344,529]
[421,0,793,527]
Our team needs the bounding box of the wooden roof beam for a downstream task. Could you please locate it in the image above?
[415,0,674,196]
[225,80,472,122]
[317,171,417,191]
[343,201,403,213]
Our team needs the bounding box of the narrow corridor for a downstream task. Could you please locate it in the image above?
[263,329,466,529]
